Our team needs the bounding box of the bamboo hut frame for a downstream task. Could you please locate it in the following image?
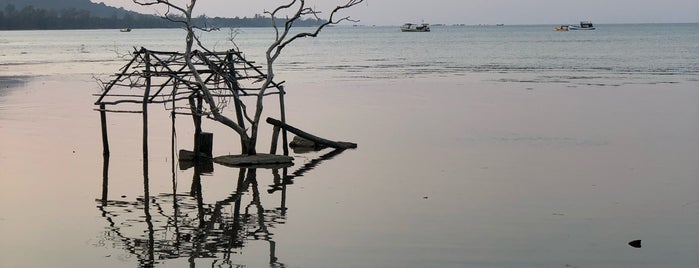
[95,47,290,158]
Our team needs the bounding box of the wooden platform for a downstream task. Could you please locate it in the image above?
[213,154,294,168]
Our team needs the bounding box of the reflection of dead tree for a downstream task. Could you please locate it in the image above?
[118,0,364,156]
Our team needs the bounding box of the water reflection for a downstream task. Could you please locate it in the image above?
[96,148,347,267]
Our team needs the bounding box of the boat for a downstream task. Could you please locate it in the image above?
[568,21,595,30]
[120,28,131,32]
[400,23,430,32]
[554,25,569,31]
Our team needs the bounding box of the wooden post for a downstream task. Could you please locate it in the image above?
[196,95,203,157]
[142,49,154,262]
[199,132,213,157]
[270,126,280,154]
[171,83,177,176]
[278,86,289,156]
[142,49,151,169]
[190,95,203,160]
[99,103,110,156]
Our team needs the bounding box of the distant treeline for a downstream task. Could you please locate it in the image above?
[0,4,327,30]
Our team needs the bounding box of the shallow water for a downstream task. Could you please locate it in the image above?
[1,25,699,267]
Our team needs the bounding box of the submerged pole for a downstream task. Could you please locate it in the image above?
[101,153,110,205]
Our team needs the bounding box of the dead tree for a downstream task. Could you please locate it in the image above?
[129,0,364,155]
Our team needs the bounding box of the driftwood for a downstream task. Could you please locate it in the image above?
[266,117,357,149]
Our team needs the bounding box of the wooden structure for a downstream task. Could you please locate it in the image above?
[95,47,290,159]
[93,48,359,265]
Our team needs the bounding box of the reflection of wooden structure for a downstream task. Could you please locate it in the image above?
[94,47,289,158]
[97,148,347,266]
[98,168,284,266]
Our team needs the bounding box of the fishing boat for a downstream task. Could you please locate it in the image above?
[120,28,132,32]
[400,23,430,32]
[568,21,595,30]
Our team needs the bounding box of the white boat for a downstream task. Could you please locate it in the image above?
[554,25,569,31]
[120,28,132,32]
[568,21,595,30]
[400,23,430,32]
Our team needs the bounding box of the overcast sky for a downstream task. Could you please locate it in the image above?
[95,0,699,25]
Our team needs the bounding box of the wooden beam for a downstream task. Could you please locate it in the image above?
[265,117,357,149]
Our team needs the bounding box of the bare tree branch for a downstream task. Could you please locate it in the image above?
[125,0,364,155]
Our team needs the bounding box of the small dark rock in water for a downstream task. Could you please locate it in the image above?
[423,196,429,200]
[629,240,642,248]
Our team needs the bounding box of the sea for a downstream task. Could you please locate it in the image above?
[1,24,699,268]
[1,23,698,84]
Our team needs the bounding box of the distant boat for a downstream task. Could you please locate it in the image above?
[400,23,430,32]
[120,28,131,32]
[568,21,595,30]
[554,25,569,31]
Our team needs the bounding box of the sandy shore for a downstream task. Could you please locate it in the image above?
[1,74,698,267]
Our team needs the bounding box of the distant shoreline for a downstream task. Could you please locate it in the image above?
[2,22,698,31]
[0,4,326,31]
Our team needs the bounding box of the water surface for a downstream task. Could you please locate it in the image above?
[1,24,698,267]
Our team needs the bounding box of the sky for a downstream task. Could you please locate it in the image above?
[94,0,699,25]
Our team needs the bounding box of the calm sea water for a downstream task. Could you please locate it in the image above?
[2,24,698,84]
[1,24,698,268]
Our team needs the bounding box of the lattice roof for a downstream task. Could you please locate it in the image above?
[95,47,285,115]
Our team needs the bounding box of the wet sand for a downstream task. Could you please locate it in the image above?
[1,74,698,267]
